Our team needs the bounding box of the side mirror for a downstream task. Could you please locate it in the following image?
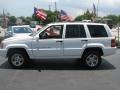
[108,25,113,29]
[39,32,48,39]
[39,33,43,39]
[30,24,36,28]
[8,30,12,33]
[7,31,12,36]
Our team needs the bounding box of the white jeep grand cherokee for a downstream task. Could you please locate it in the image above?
[0,22,116,69]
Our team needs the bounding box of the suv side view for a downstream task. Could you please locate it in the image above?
[0,22,116,69]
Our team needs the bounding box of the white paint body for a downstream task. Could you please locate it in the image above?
[0,22,116,60]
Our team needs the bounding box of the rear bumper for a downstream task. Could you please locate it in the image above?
[0,49,7,58]
[103,47,116,56]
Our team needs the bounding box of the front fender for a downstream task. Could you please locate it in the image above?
[6,44,29,50]
[5,44,33,58]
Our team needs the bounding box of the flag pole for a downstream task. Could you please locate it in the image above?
[54,2,59,22]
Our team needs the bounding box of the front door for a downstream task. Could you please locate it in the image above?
[32,25,64,57]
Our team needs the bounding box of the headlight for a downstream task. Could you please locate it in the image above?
[0,42,4,48]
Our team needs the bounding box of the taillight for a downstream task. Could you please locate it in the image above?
[111,39,116,47]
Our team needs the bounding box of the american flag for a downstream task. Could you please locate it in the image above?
[34,7,47,20]
[59,10,72,21]
[93,3,96,17]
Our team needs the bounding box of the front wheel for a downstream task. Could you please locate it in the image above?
[82,51,102,69]
[8,51,29,69]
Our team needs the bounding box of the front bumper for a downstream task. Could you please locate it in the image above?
[0,49,7,58]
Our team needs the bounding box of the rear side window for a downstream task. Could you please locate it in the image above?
[65,25,86,38]
[87,25,108,37]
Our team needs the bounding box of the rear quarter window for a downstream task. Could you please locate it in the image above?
[87,25,108,38]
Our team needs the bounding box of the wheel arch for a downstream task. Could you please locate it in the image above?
[81,47,104,58]
[7,48,30,59]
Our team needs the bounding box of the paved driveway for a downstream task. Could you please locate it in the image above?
[0,49,120,90]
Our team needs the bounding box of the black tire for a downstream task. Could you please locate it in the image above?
[82,51,102,69]
[8,51,29,69]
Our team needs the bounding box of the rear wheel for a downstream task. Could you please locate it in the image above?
[8,51,29,69]
[82,51,102,69]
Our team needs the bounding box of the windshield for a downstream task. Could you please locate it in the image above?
[13,27,33,33]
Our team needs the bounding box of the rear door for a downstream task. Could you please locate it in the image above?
[63,24,87,57]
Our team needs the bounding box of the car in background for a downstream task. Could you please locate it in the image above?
[5,26,33,38]
[30,24,43,32]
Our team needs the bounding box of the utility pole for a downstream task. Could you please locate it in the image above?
[54,2,57,11]
[97,0,100,17]
[49,3,51,11]
[54,2,59,22]
[2,9,7,28]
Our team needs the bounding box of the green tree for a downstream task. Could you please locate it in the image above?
[104,15,118,25]
[43,10,57,24]
[0,14,2,26]
[24,17,33,25]
[118,15,120,23]
[74,15,82,21]
[75,9,93,21]
[8,16,16,26]
[83,9,93,20]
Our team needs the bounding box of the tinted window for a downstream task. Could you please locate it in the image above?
[65,25,86,38]
[87,25,108,37]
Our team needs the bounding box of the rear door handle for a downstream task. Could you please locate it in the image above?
[81,40,88,42]
[56,41,63,43]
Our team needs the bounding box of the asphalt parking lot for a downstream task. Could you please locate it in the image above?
[0,49,120,90]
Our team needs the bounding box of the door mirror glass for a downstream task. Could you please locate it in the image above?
[30,24,36,28]
[7,31,12,36]
[39,32,48,39]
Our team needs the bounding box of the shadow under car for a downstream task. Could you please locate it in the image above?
[0,58,116,71]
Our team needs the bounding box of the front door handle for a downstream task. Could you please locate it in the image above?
[81,40,88,42]
[56,41,63,43]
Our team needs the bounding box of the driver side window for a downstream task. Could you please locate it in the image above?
[40,25,63,39]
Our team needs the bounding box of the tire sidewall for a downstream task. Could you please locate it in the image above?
[82,51,101,69]
[8,51,28,69]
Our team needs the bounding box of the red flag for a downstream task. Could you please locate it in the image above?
[34,7,47,20]
[59,10,73,21]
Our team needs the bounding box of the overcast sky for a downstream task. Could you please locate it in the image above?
[0,0,120,17]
